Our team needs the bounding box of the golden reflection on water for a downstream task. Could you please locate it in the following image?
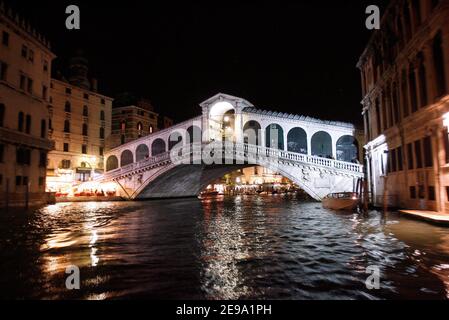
[200,197,250,299]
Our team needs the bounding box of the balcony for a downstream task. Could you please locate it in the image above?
[0,127,55,150]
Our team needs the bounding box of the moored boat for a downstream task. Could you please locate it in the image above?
[322,192,359,211]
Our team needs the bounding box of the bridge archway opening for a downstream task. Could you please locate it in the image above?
[152,138,166,156]
[169,132,183,151]
[243,121,262,146]
[336,135,359,163]
[265,124,284,150]
[187,126,203,144]
[287,127,308,154]
[120,150,134,167]
[136,144,150,162]
[209,102,236,142]
[106,155,119,172]
[311,131,332,158]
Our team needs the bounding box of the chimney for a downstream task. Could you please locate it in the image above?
[91,78,98,92]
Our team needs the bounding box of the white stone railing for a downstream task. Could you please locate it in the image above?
[100,142,364,181]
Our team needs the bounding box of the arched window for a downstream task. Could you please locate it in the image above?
[120,150,133,167]
[433,31,447,97]
[243,121,262,146]
[149,125,154,134]
[100,110,105,121]
[311,131,333,158]
[265,124,284,150]
[287,128,308,154]
[41,119,46,138]
[106,156,119,171]
[120,120,126,132]
[152,138,166,156]
[100,127,105,139]
[18,112,24,132]
[136,144,150,162]
[137,122,143,137]
[82,123,88,136]
[336,136,359,163]
[83,105,89,117]
[25,114,31,134]
[0,103,4,127]
[64,120,70,133]
[65,101,71,113]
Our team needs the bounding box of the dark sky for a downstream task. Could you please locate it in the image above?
[6,0,390,125]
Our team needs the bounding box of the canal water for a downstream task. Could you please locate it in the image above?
[0,196,448,300]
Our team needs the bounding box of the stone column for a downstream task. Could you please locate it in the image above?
[234,105,243,144]
[332,135,337,160]
[283,129,288,151]
[307,131,312,156]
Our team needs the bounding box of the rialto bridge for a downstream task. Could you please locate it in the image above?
[101,93,364,201]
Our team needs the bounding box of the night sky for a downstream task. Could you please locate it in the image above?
[5,0,390,125]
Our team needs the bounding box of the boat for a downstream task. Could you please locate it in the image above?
[198,190,220,199]
[322,192,360,211]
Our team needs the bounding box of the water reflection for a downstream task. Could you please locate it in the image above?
[0,197,448,299]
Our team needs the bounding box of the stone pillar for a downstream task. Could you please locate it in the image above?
[283,129,288,151]
[307,132,312,156]
[332,136,337,159]
[433,126,443,212]
[201,107,210,143]
[234,106,243,144]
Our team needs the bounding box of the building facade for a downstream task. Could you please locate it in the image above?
[109,98,159,149]
[0,6,56,207]
[46,75,113,194]
[358,0,449,211]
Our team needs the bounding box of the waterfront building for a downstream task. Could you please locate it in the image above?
[46,54,113,194]
[0,5,56,207]
[110,94,159,149]
[358,0,449,211]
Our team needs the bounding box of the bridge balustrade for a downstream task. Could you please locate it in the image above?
[102,142,364,182]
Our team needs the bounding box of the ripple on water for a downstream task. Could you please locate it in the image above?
[0,198,448,299]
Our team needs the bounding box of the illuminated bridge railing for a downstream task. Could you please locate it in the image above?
[100,142,364,181]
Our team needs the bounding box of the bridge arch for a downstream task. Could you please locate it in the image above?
[136,144,150,162]
[106,155,119,172]
[168,131,184,151]
[311,131,332,158]
[287,127,308,154]
[152,138,166,156]
[336,135,359,163]
[120,150,134,167]
[187,125,202,144]
[265,124,284,150]
[243,121,262,146]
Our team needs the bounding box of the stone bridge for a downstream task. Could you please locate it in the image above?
[101,93,364,200]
